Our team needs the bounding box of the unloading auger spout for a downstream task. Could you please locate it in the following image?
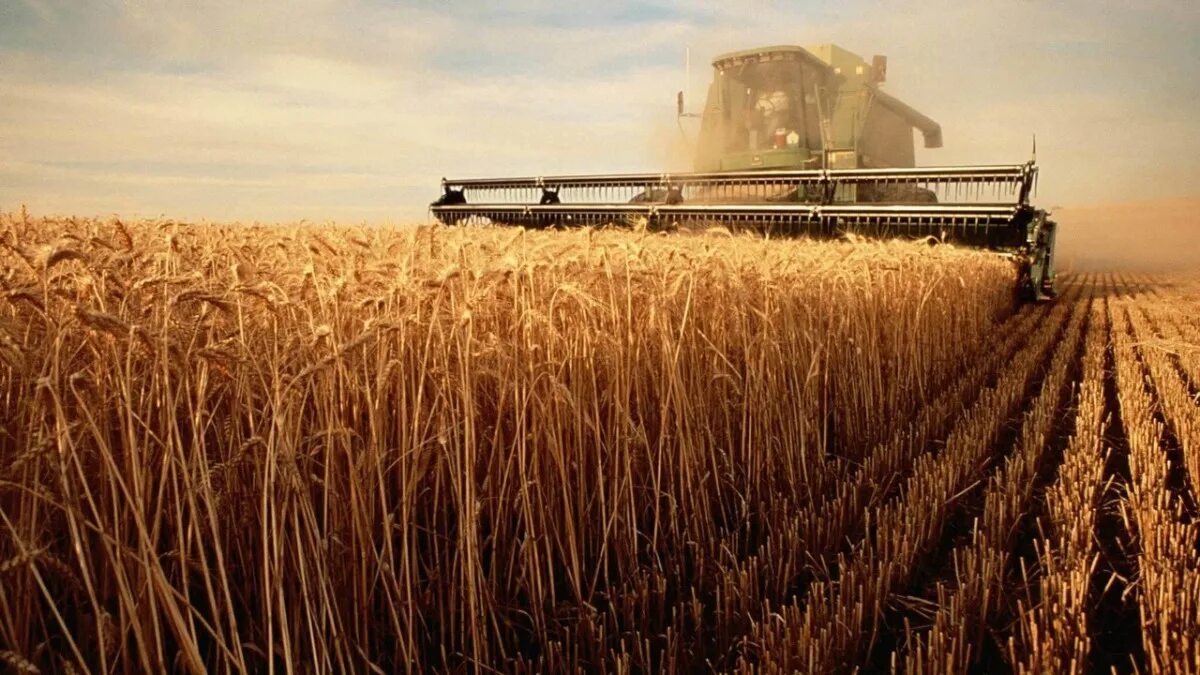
[429,43,1057,300]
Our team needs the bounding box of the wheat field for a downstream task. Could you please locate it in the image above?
[1,214,1198,673]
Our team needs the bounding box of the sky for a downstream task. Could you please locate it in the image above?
[2,0,1199,223]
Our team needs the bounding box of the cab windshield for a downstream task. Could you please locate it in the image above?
[718,59,821,154]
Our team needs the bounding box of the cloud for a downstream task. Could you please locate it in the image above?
[1,0,1198,222]
[1,0,700,222]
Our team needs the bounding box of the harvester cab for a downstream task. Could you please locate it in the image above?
[431,44,1058,301]
[690,45,942,177]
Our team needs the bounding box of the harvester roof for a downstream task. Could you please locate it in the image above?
[711,44,834,72]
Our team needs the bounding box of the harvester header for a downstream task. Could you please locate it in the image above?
[430,43,1057,300]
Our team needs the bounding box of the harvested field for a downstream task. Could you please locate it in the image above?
[0,215,1198,673]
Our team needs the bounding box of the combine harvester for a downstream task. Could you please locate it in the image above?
[432,44,1057,300]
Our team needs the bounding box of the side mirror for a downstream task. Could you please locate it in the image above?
[676,91,684,117]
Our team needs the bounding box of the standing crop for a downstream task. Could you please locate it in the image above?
[2,213,1197,674]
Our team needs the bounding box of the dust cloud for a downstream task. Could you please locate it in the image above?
[646,115,697,173]
[1055,198,1200,273]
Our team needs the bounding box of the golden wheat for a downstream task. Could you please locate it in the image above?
[2,213,1197,673]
